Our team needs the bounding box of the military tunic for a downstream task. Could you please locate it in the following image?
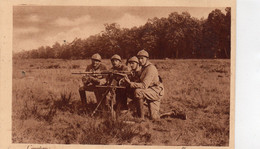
[79,63,108,108]
[85,63,107,84]
[107,64,129,111]
[130,61,164,119]
[86,63,107,71]
[129,68,142,82]
[109,64,129,83]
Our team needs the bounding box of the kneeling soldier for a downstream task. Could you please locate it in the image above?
[127,56,142,82]
[79,53,107,111]
[126,56,142,116]
[125,50,164,120]
[107,54,129,113]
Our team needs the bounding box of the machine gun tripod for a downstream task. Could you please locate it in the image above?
[72,70,129,120]
[91,85,126,120]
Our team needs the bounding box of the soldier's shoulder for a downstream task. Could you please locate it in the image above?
[99,63,108,70]
[122,64,129,71]
[146,62,158,72]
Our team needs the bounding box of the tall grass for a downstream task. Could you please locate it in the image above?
[12,59,230,145]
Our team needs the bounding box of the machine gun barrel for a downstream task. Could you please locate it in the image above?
[71,72,108,75]
[71,71,131,75]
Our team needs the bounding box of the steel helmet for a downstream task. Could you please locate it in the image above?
[137,50,149,58]
[128,56,139,63]
[111,54,122,62]
[91,53,101,61]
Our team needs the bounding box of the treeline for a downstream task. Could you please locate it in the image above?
[14,8,231,59]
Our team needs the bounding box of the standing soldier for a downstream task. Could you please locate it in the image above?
[79,53,107,111]
[108,54,129,113]
[124,50,164,120]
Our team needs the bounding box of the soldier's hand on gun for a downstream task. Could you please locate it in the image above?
[88,75,95,81]
[82,76,88,84]
[82,75,92,84]
[99,79,107,85]
[129,82,137,88]
[123,75,131,84]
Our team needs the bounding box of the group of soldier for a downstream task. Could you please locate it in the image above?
[78,50,164,121]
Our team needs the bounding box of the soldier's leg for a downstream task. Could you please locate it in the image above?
[79,86,87,106]
[94,88,108,110]
[115,88,128,111]
[134,89,145,119]
[79,85,96,112]
[135,88,162,120]
[137,98,144,119]
[126,88,137,115]
[121,89,128,110]
[147,100,161,120]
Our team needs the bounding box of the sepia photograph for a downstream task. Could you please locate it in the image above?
[7,2,235,148]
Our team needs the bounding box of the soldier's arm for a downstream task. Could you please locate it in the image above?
[81,65,91,84]
[90,77,102,85]
[97,64,108,84]
[130,66,156,89]
[122,65,130,71]
[101,64,108,71]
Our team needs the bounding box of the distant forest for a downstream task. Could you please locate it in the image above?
[14,8,231,59]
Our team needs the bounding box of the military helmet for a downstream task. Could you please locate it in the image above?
[91,53,101,61]
[111,54,122,61]
[137,50,149,58]
[128,56,139,63]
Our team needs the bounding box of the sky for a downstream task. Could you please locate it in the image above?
[13,6,227,52]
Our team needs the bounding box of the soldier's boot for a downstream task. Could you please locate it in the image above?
[79,87,87,110]
[136,98,145,120]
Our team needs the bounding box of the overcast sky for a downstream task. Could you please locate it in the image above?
[13,6,227,52]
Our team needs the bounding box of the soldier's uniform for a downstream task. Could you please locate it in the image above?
[79,54,108,110]
[126,56,141,96]
[126,56,142,115]
[107,54,129,112]
[130,51,164,120]
[85,64,107,82]
[110,64,129,83]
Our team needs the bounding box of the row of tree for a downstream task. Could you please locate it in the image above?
[14,8,231,59]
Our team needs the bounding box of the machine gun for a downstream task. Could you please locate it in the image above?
[72,70,131,119]
[72,70,130,77]
[72,70,131,85]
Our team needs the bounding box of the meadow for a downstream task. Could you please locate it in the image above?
[12,58,230,146]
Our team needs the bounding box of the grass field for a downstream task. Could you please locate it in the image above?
[12,58,230,146]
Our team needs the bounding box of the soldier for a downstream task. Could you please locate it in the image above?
[127,56,142,82]
[124,50,164,120]
[107,54,129,113]
[126,56,142,116]
[79,53,108,111]
[110,54,129,72]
